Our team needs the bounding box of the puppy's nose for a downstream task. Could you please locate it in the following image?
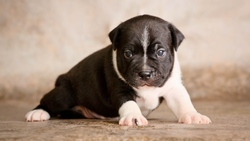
[138,71,152,80]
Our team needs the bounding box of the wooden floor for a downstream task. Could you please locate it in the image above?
[0,100,249,141]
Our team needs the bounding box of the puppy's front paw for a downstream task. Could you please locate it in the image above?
[25,109,50,122]
[179,112,211,124]
[119,113,148,126]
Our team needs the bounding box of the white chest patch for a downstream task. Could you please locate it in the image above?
[133,52,182,117]
[135,86,162,116]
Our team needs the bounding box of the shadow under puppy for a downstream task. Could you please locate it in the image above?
[25,15,211,126]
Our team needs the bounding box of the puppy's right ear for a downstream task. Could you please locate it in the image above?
[168,23,185,51]
[109,24,122,50]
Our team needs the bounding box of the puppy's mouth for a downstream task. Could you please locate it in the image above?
[125,71,165,88]
[135,77,163,87]
[133,81,161,89]
[139,83,150,87]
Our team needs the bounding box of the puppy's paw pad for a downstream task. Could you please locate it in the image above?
[179,113,211,124]
[119,113,148,126]
[25,109,50,122]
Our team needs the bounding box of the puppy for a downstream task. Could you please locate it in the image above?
[25,15,211,126]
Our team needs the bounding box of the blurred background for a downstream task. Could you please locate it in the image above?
[0,0,249,103]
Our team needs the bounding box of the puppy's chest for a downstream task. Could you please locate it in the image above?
[135,88,162,116]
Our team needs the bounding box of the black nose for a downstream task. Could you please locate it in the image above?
[138,71,152,80]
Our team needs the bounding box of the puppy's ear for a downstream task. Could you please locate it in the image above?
[168,24,185,51]
[109,24,122,50]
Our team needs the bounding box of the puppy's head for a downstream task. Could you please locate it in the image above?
[109,15,184,88]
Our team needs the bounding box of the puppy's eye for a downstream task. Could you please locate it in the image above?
[124,50,133,58]
[156,49,166,57]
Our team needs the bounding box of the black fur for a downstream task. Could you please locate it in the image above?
[36,46,136,118]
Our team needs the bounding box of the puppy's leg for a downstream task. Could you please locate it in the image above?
[164,84,211,124]
[25,75,76,122]
[118,101,148,126]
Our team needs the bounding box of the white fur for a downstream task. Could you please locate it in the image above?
[119,101,142,117]
[178,112,211,124]
[136,96,156,117]
[132,52,181,115]
[25,109,50,122]
[118,101,148,126]
[141,26,149,67]
[135,87,161,117]
[112,50,126,82]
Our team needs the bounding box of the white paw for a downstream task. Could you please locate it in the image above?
[25,109,50,122]
[179,112,211,124]
[119,113,148,126]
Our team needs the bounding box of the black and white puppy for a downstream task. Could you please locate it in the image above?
[25,15,211,126]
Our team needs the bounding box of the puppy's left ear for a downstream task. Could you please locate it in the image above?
[109,23,122,50]
[168,24,185,51]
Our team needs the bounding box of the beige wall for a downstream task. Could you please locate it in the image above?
[0,0,249,102]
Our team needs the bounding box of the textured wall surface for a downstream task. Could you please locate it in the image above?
[0,0,249,102]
